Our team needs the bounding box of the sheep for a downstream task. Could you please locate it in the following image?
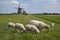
[15,23,25,33]
[29,20,50,31]
[8,22,15,29]
[25,24,40,34]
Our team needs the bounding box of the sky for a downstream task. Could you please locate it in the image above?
[0,0,60,13]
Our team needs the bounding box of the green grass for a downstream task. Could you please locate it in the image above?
[34,15,60,24]
[0,14,60,40]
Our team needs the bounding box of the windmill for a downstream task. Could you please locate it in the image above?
[15,3,27,14]
[18,3,23,14]
[15,3,23,14]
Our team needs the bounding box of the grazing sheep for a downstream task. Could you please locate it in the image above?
[25,24,40,34]
[8,22,15,29]
[15,23,25,33]
[29,20,50,31]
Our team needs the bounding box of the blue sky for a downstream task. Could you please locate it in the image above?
[0,0,60,13]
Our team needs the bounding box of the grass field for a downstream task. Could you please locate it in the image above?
[34,15,60,24]
[0,14,60,40]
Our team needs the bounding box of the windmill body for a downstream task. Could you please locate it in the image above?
[17,3,23,14]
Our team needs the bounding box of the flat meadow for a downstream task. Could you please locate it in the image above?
[0,14,60,40]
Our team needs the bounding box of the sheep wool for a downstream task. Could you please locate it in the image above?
[26,24,40,34]
[29,20,50,31]
[8,22,15,28]
[15,23,25,31]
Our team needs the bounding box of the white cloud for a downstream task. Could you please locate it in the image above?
[33,0,57,2]
[0,0,19,5]
[20,3,30,9]
[12,0,19,5]
[31,0,60,13]
[19,3,31,13]
[0,0,20,10]
[0,0,60,13]
[32,0,57,3]
[0,0,30,8]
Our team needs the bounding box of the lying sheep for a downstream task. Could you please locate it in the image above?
[29,20,50,31]
[8,22,15,29]
[15,23,25,33]
[25,24,40,34]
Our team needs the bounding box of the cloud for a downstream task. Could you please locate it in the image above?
[32,0,57,4]
[0,0,19,5]
[12,0,19,5]
[32,0,57,2]
[0,0,60,13]
[21,3,30,7]
[0,0,30,9]
[0,0,19,13]
[30,0,60,13]
[20,3,30,11]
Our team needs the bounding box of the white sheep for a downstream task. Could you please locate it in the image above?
[25,24,40,34]
[8,22,15,29]
[15,23,25,33]
[29,20,50,31]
